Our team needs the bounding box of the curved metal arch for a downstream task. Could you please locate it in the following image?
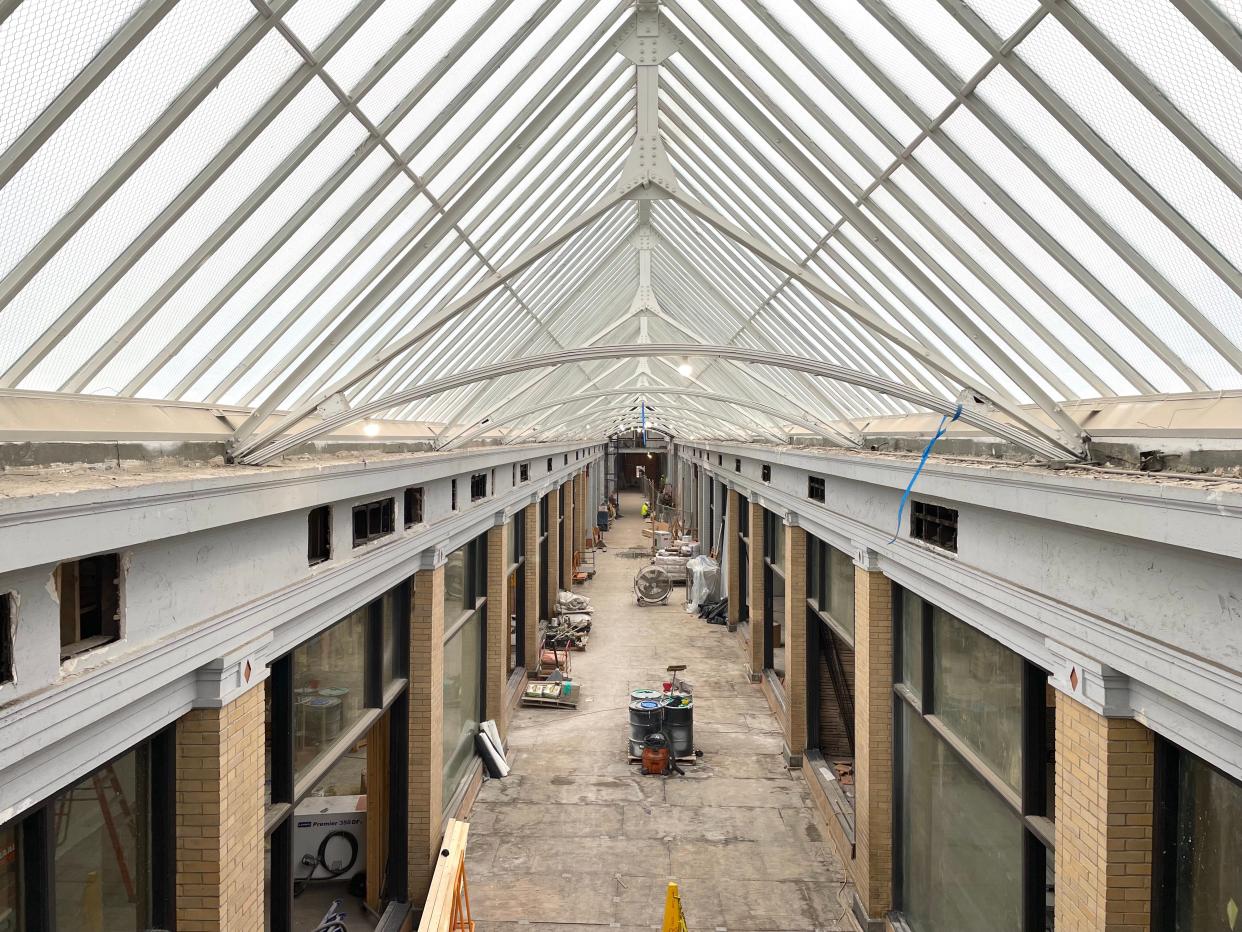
[501,400,786,445]
[234,344,1080,464]
[440,387,858,450]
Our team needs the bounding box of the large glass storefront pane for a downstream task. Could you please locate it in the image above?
[932,608,1023,791]
[293,608,368,784]
[381,588,397,687]
[444,547,467,617]
[1173,753,1242,930]
[53,746,150,931]
[900,590,924,700]
[899,705,1022,932]
[769,569,786,681]
[443,610,483,801]
[827,546,855,641]
[0,825,19,931]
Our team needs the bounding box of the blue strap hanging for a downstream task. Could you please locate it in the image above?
[888,403,962,544]
[640,398,646,446]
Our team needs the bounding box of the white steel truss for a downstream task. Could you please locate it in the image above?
[0,0,1239,461]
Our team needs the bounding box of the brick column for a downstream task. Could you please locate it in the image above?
[175,683,266,932]
[545,489,560,617]
[485,522,508,741]
[561,480,575,589]
[1055,696,1154,931]
[747,498,765,681]
[408,560,445,902]
[852,556,894,922]
[725,489,741,632]
[523,503,540,671]
[783,522,808,767]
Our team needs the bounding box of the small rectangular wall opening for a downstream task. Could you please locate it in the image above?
[911,500,958,552]
[352,499,395,547]
[308,505,331,564]
[404,487,424,527]
[57,553,121,659]
[0,592,13,684]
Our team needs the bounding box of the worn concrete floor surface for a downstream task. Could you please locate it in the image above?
[465,492,857,932]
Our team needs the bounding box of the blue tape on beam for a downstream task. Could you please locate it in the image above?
[887,403,962,545]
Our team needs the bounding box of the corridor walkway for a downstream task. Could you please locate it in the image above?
[464,491,857,931]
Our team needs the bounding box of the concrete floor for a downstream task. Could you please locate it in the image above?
[465,492,857,931]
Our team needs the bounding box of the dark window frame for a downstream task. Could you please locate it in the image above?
[404,487,424,527]
[0,592,12,685]
[307,505,331,565]
[808,475,826,502]
[470,473,488,502]
[910,500,958,553]
[3,727,177,931]
[762,464,771,482]
[1152,738,1242,930]
[351,498,395,547]
[56,552,122,660]
[892,584,1053,931]
[519,463,530,482]
[266,579,412,930]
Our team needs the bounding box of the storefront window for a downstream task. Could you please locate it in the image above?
[899,705,1023,932]
[444,547,467,617]
[933,608,1023,792]
[0,825,19,931]
[266,579,410,932]
[826,546,854,640]
[53,745,151,931]
[900,590,924,700]
[443,610,483,801]
[895,585,1052,932]
[1167,751,1242,930]
[292,607,368,785]
[381,588,399,686]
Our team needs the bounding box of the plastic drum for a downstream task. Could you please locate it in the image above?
[303,696,343,745]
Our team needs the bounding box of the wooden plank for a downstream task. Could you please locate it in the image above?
[366,711,390,913]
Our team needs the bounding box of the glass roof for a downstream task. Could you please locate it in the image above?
[0,0,1239,462]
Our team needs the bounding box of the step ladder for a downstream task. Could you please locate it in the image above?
[54,765,138,903]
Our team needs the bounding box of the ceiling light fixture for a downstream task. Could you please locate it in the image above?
[363,421,381,437]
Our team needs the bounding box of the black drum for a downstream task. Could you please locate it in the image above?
[661,695,694,759]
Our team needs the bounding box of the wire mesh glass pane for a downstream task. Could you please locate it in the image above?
[1016,17,1242,277]
[1069,0,1242,170]
[960,0,1042,40]
[973,67,1242,386]
[0,0,150,152]
[0,0,254,282]
[10,34,309,391]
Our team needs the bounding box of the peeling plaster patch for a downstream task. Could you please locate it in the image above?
[45,568,59,604]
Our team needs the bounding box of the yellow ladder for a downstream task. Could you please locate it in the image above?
[661,882,689,932]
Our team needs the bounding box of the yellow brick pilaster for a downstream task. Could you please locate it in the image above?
[175,682,266,932]
[784,522,808,766]
[1055,696,1154,932]
[853,562,893,920]
[408,562,445,902]
[747,499,765,681]
[485,523,508,741]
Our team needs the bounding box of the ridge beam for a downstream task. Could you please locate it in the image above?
[615,1,680,198]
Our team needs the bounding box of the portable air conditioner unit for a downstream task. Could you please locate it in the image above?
[293,795,367,881]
